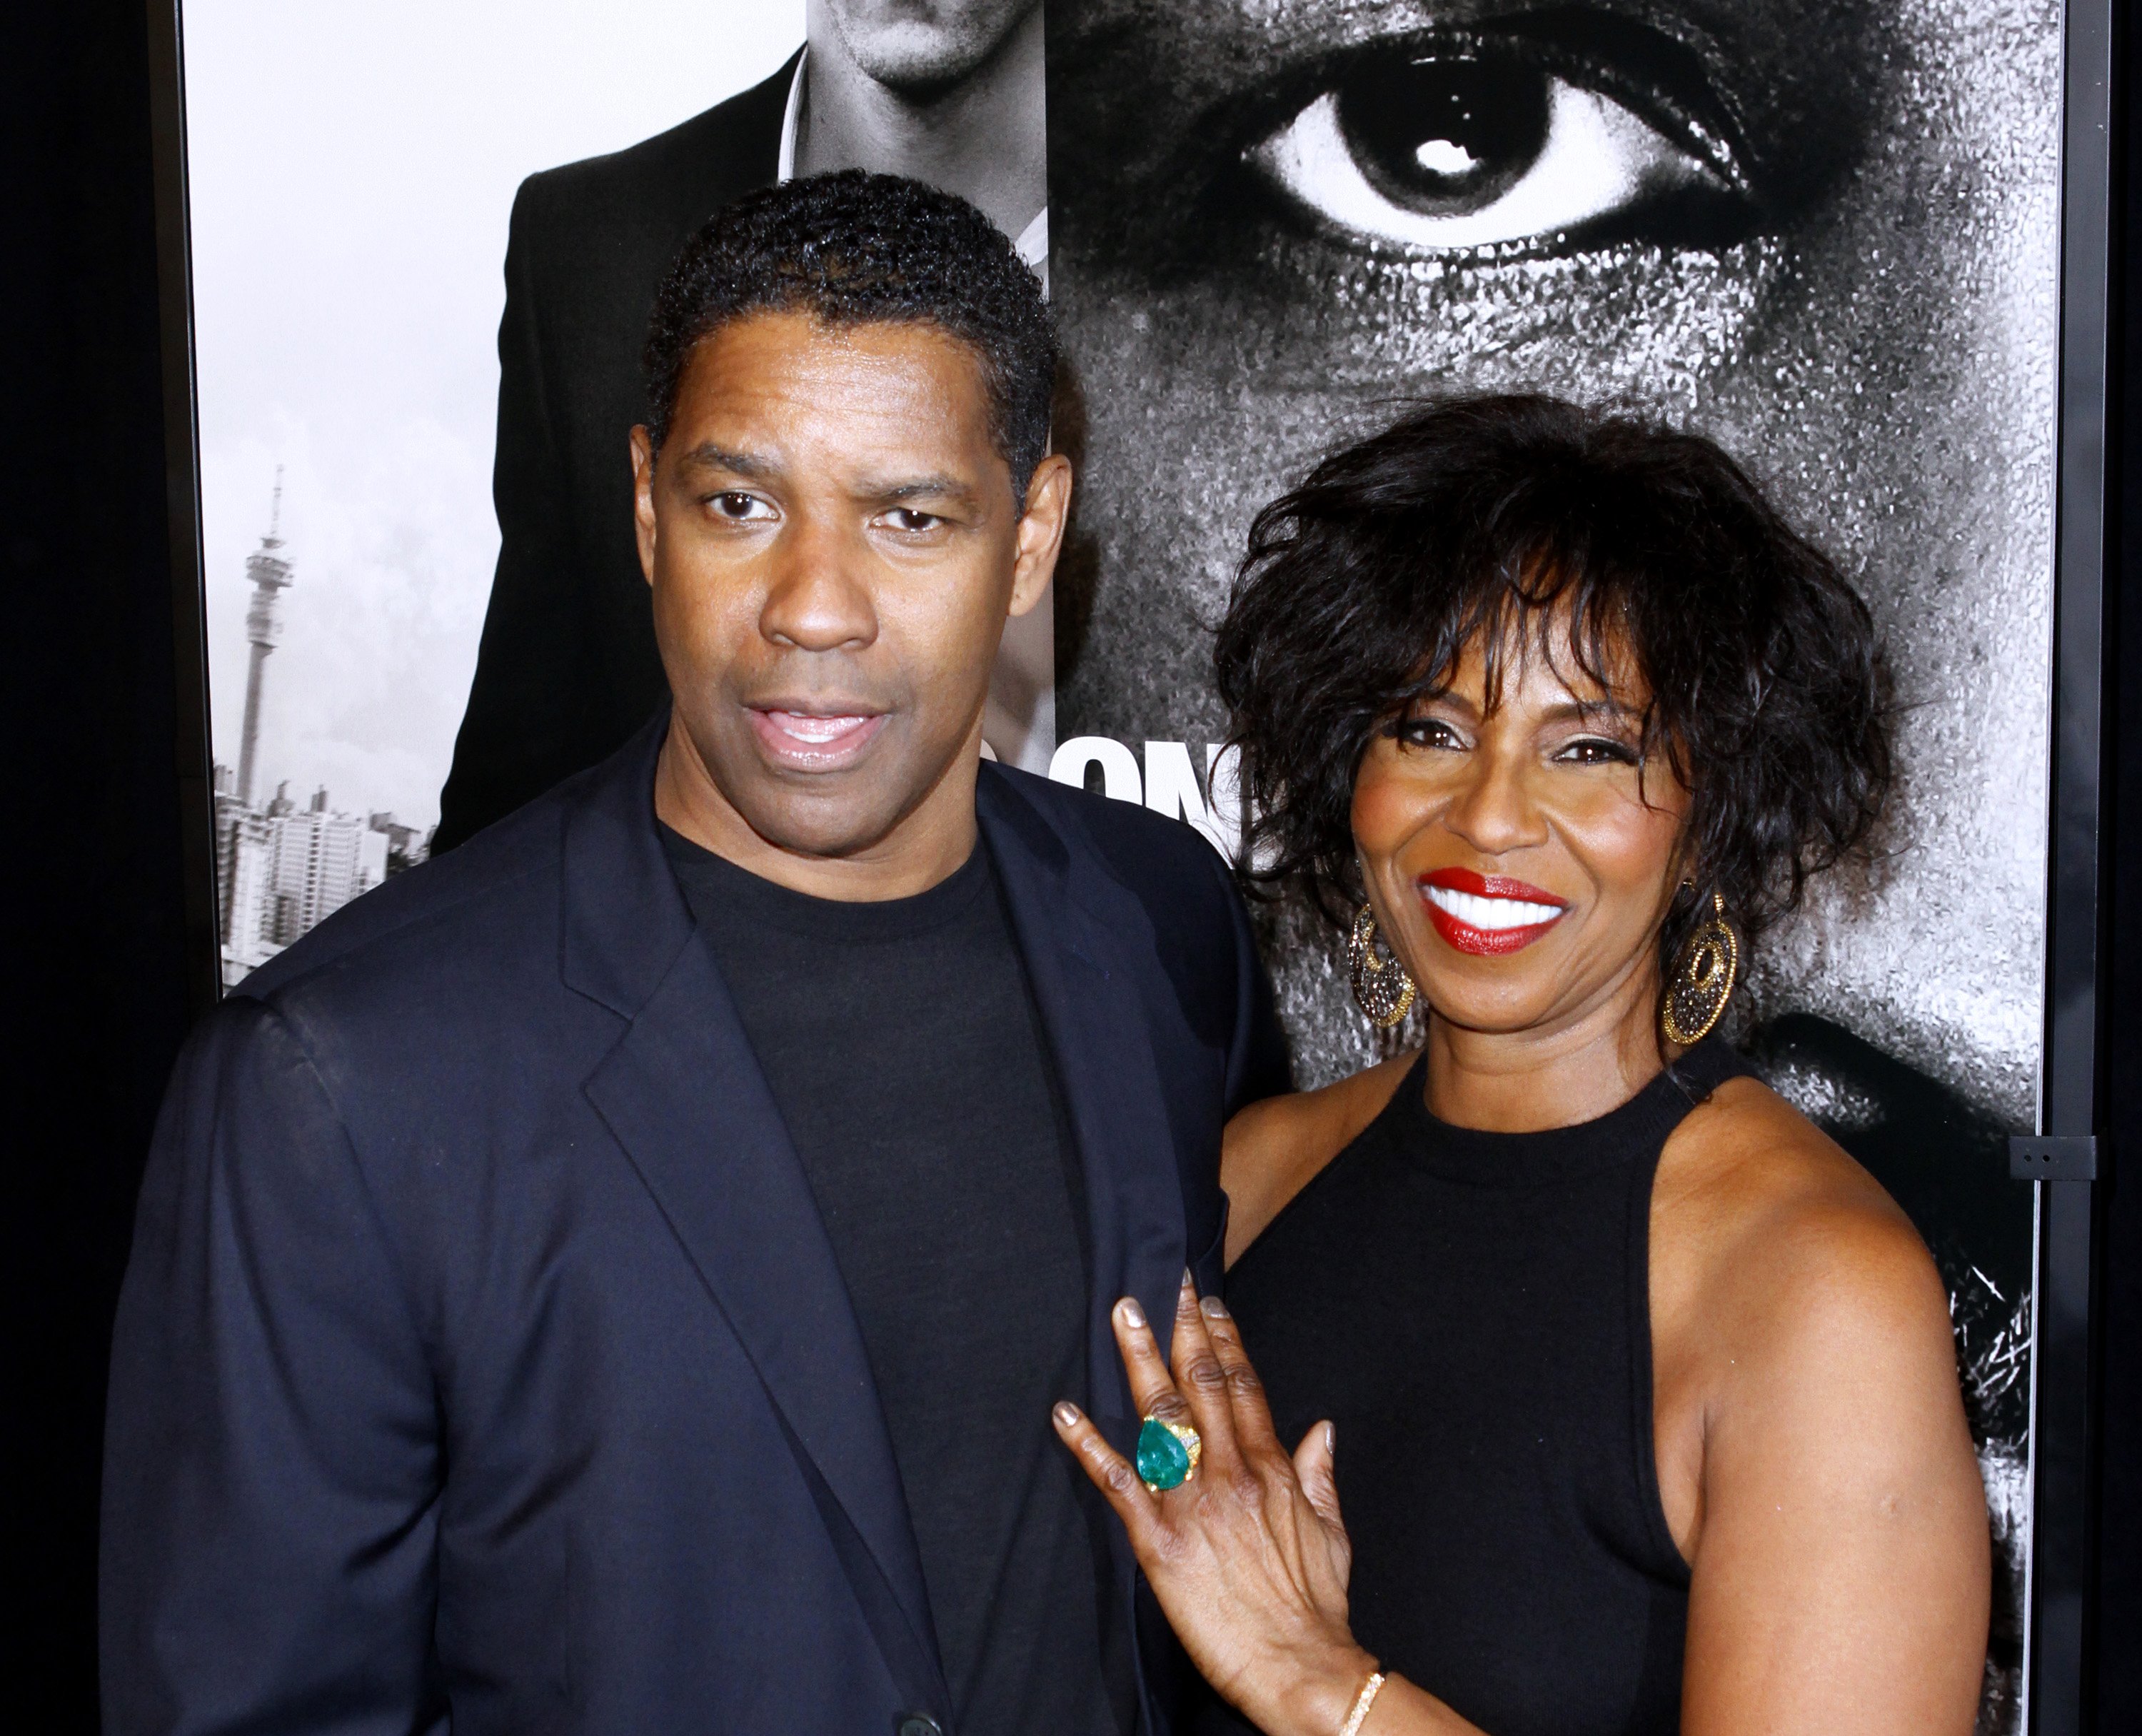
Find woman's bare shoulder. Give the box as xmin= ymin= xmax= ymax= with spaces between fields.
xmin=1660 ymin=1075 xmax=1917 ymax=1246
xmin=1654 ymin=1075 xmax=1958 ymax=1420
xmin=1220 ymin=1050 xmax=1419 ymax=1265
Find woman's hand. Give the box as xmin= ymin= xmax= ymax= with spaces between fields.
xmin=1052 ymin=1276 xmax=1380 ymax=1736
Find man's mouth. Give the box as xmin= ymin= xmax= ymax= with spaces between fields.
xmin=748 ymin=706 xmax=888 ymax=768
xmin=1417 ymin=867 xmax=1569 ymax=957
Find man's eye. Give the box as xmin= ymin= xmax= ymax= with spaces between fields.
xmin=1247 ymin=41 xmax=1737 ymax=256
xmin=710 ymin=492 xmax=774 ymax=521
xmin=882 ymin=509 xmax=942 ymax=532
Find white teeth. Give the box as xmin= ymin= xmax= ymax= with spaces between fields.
xmin=1424 ymin=885 xmax=1564 ymax=930
xmin=770 ymin=712 xmax=870 ymax=743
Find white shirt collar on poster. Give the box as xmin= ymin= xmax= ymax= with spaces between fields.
xmin=775 ymin=47 xmax=1050 ymax=287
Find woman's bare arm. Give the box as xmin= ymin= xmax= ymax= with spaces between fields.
xmin=1654 ymin=1086 xmax=1989 ymax=1734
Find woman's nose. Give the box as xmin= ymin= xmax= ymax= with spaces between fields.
xmin=1443 ymin=751 xmax=1547 ymax=856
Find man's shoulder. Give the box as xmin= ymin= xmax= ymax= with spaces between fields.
xmin=233 ymin=785 xmax=573 ymax=1019
xmin=514 ymin=55 xmax=795 ymax=241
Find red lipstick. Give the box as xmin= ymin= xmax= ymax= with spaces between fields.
xmin=1417 ymin=866 xmax=1569 ymax=957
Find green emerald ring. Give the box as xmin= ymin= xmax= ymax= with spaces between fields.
xmin=1136 ymin=1415 xmax=1202 ymax=1493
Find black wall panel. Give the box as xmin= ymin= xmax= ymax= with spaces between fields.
xmin=3 ymin=0 xmax=201 ymax=1725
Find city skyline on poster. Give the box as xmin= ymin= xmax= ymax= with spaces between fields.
xmin=183 ymin=0 xmax=807 ymax=976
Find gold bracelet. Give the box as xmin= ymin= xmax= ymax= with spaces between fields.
xmin=1337 ymin=1669 xmax=1386 ymax=1736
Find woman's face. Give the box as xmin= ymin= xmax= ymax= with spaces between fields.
xmin=1352 ymin=633 xmax=1689 ymax=1040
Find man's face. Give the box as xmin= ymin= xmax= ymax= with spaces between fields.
xmin=1046 ymin=0 xmax=2058 ymax=1115
xmin=820 ymin=0 xmax=1042 ymax=92
xmin=633 ymin=311 xmax=1058 ymax=866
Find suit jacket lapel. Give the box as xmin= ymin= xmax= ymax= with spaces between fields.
xmin=562 ymin=726 xmax=948 ymax=1719
xmin=977 ymin=772 xmax=1188 ymax=1434
xmin=981 ymin=771 xmax=1193 ymax=1736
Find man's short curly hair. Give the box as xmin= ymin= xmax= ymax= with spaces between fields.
xmin=642 ymin=170 xmax=1056 ymax=497
xmin=1212 ymin=393 xmax=1893 ymax=974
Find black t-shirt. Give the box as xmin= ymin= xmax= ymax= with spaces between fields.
xmin=663 ymin=826 xmax=1130 ymax=1736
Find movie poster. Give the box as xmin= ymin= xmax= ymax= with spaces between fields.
xmin=180 ymin=1 xmax=2053 ymax=1724
xmin=183 ymin=1 xmax=808 ymax=975
xmin=1042 ymin=0 xmax=2056 ymax=1723
xmin=183 ymin=0 xmax=1050 ymax=983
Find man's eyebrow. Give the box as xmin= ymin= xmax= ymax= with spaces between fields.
xmin=668 ymin=446 xmax=980 ymax=507
xmin=674 ymin=443 xmax=777 ymax=478
xmin=858 ymin=476 xmax=982 ymax=508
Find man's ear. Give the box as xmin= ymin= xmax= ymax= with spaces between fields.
xmin=1009 ymin=451 xmax=1073 ymax=618
xmin=630 ymin=426 xmax=658 ymax=586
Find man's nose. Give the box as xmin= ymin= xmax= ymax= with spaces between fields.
xmin=1443 ymin=751 xmax=1547 ymax=856
xmin=759 ymin=516 xmax=878 ymax=653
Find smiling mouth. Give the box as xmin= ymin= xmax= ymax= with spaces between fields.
xmin=1418 ymin=868 xmax=1568 ymax=956
xmin=748 ymin=707 xmax=888 ymax=768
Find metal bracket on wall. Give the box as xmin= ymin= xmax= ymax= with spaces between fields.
xmin=2008 ymin=1135 xmax=2099 ymax=1182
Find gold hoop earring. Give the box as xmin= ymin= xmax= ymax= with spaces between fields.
xmin=1349 ymin=903 xmax=1417 ymax=1029
xmin=1661 ymin=891 xmax=1739 ymax=1047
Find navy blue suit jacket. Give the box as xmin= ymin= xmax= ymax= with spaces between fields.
xmin=101 ymin=721 xmax=1289 ymax=1735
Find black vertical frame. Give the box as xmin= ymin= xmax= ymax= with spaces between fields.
xmin=145 ymin=0 xmax=220 ymax=1016
xmin=2032 ymin=0 xmax=2116 ymax=1727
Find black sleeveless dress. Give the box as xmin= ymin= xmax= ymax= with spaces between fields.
xmin=1215 ymin=1040 xmax=1754 ymax=1736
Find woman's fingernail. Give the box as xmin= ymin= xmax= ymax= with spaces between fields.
xmin=1055 ymin=1402 xmax=1082 ymax=1428
xmin=1200 ymin=1295 xmax=1230 ymax=1320
xmin=1118 ymin=1297 xmax=1147 ymax=1329
xmin=1327 ymin=1421 xmax=1337 ymax=1454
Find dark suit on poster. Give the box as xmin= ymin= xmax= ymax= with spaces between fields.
xmin=435 ymin=59 xmax=796 ymax=851
xmin=101 ymin=717 xmax=1287 ymax=1735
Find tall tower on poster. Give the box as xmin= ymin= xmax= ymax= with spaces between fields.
xmin=237 ymin=470 xmax=292 ymax=806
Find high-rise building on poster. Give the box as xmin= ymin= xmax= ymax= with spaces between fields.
xmin=235 ymin=475 xmax=291 ymax=806
xmin=212 ymin=491 xmax=425 ymax=988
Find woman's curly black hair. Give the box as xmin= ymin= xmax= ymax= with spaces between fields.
xmin=1212 ymin=393 xmax=1893 ymax=973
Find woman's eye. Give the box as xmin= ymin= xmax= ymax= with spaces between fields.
xmin=1246 ymin=41 xmax=1737 ymax=256
xmin=710 ymin=491 xmax=774 ymax=522
xmin=1556 ymin=736 xmax=1640 ymax=766
xmin=1396 ymin=717 xmax=1466 ymax=750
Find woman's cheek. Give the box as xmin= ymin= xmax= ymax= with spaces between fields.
xmin=1349 ymin=753 xmax=1435 ymax=866
xmin=1554 ymin=782 xmax=1684 ymax=896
